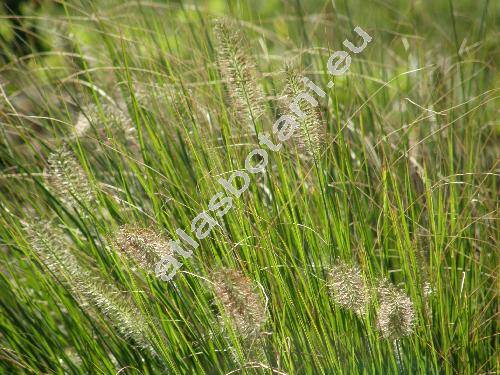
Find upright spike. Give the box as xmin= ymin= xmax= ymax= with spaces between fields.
xmin=214 ymin=19 xmax=265 ymax=128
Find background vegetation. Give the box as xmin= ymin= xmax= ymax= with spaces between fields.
xmin=0 ymin=0 xmax=498 ymax=373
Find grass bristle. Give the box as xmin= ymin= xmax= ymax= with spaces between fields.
xmin=113 ymin=225 xmax=173 ymax=273
xmin=44 ymin=147 xmax=94 ymax=209
xmin=327 ymin=260 xmax=370 ymax=316
xmin=376 ymin=280 xmax=416 ymax=340
xmin=214 ymin=18 xmax=265 ymax=128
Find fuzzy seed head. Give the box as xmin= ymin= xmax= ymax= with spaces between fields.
xmin=423 ymin=281 xmax=433 ymax=298
xmin=25 ymin=220 xmax=83 ymax=280
xmin=214 ymin=19 xmax=265 ymax=127
xmin=327 ymin=260 xmax=370 ymax=316
xmin=75 ymin=277 xmax=155 ymax=354
xmin=45 ymin=147 xmax=94 ymax=209
xmin=376 ymin=280 xmax=416 ymax=340
xmin=75 ymin=103 xmax=136 ymax=147
xmin=113 ymin=225 xmax=173 ymax=273
xmin=74 ymin=112 xmax=91 ymax=136
xmin=25 ymin=220 xmax=155 ymax=355
xmin=283 ymin=65 xmax=325 ymax=158
xmin=210 ymin=268 xmax=267 ymax=341
xmin=82 ymin=103 xmax=132 ymax=129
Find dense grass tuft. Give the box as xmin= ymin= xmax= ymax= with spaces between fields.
xmin=0 ymin=0 xmax=497 ymax=373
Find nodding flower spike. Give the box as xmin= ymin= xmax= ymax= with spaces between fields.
xmin=25 ymin=220 xmax=156 ymax=355
xmin=210 ymin=268 xmax=267 ymax=341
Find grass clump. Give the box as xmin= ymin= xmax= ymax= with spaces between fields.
xmin=0 ymin=0 xmax=497 ymax=373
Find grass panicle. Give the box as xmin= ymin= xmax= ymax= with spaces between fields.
xmin=24 ymin=219 xmax=82 ymax=281
xmin=326 ymin=260 xmax=370 ymax=317
xmin=76 ymin=103 xmax=135 ymax=142
xmin=283 ymin=64 xmax=325 ymax=158
xmin=45 ymin=147 xmax=94 ymax=209
xmin=113 ymin=225 xmax=173 ymax=274
xmin=74 ymin=277 xmax=156 ymax=356
xmin=214 ymin=18 xmax=265 ymax=128
xmin=25 ymin=220 xmax=155 ymax=355
xmin=376 ymin=280 xmax=416 ymax=340
xmin=210 ymin=268 xmax=267 ymax=345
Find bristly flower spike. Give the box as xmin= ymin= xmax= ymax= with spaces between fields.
xmin=376 ymin=279 xmax=416 ymax=340
xmin=45 ymin=146 xmax=94 ymax=209
xmin=214 ymin=18 xmax=265 ymax=129
xmin=326 ymin=260 xmax=370 ymax=316
xmin=210 ymin=267 xmax=267 ymax=361
xmin=113 ymin=225 xmax=174 ymax=274
xmin=25 ymin=220 xmax=156 ymax=355
xmin=283 ymin=64 xmax=325 ymax=158
xmin=210 ymin=268 xmax=267 ymax=339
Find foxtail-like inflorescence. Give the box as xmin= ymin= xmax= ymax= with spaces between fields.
xmin=78 ymin=103 xmax=132 ymax=132
xmin=214 ymin=19 xmax=265 ymax=128
xmin=113 ymin=225 xmax=174 ymax=274
xmin=74 ymin=276 xmax=156 ymax=355
xmin=283 ymin=64 xmax=325 ymax=158
xmin=24 ymin=220 xmax=82 ymax=281
xmin=326 ymin=260 xmax=370 ymax=316
xmin=376 ymin=280 xmax=416 ymax=340
xmin=25 ymin=220 xmax=156 ymax=355
xmin=210 ymin=267 xmax=267 ymax=360
xmin=45 ymin=146 xmax=94 ymax=210
xmin=75 ymin=103 xmax=135 ymax=143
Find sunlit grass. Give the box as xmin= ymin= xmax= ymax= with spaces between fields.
xmin=0 ymin=0 xmax=497 ymax=373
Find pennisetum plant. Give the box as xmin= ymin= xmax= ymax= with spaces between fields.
xmin=209 ymin=267 xmax=267 ymax=363
xmin=24 ymin=219 xmax=157 ymax=356
xmin=282 ymin=63 xmax=325 ymax=159
xmin=213 ymin=18 xmax=265 ymax=132
xmin=112 ymin=225 xmax=174 ymax=275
